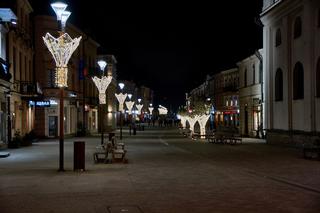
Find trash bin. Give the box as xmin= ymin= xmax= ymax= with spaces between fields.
xmin=74 ymin=141 xmax=85 ymax=171
xmin=109 ymin=132 xmax=115 ymax=141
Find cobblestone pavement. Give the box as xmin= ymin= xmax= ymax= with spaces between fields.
xmin=0 ymin=127 xmax=319 ymax=213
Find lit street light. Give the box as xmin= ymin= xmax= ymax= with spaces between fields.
xmin=92 ymin=60 xmax=112 ymax=145
xmin=42 ymin=1 xmax=81 ymax=171
xmin=115 ymin=83 xmax=127 ymax=140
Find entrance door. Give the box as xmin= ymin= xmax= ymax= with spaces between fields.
xmin=49 ymin=116 xmax=58 ymax=137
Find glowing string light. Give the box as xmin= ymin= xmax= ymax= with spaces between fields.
xmin=136 ymin=104 xmax=143 ymax=115
xmin=125 ymin=101 xmax=135 ymax=115
xmin=42 ymin=33 xmax=82 ymax=87
xmin=92 ymin=76 xmax=112 ymax=104
xmin=115 ymin=93 xmax=127 ymax=112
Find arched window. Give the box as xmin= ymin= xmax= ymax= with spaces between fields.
xmin=244 ymin=69 xmax=247 ymax=87
xmin=294 ymin=16 xmax=302 ymax=39
xmin=293 ymin=62 xmax=304 ymax=100
xmin=275 ymin=28 xmax=281 ymax=46
xmin=317 ymin=58 xmax=320 ymax=97
xmin=275 ymin=68 xmax=283 ymax=101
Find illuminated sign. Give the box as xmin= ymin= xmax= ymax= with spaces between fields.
xmin=29 ymin=101 xmax=50 ymax=107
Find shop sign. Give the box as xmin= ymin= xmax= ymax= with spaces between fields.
xmin=29 ymin=100 xmax=50 ymax=107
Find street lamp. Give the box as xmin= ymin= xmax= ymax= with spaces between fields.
xmin=92 ymin=60 xmax=112 ymax=145
xmin=43 ymin=1 xmax=82 ymax=171
xmin=115 ymin=83 xmax=127 ymax=140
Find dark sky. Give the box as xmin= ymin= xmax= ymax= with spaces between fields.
xmin=29 ymin=0 xmax=263 ymax=110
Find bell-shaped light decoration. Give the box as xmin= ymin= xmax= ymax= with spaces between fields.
xmin=51 ymin=2 xmax=68 ymax=21
xmin=128 ymin=94 xmax=132 ymax=100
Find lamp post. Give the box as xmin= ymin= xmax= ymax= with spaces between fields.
xmin=115 ymin=83 xmax=127 ymax=140
xmin=125 ymin=94 xmax=135 ymax=135
xmin=43 ymin=2 xmax=81 ymax=171
xmin=92 ymin=60 xmax=112 ymax=145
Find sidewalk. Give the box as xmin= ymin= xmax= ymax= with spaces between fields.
xmin=0 ymin=127 xmax=319 ymax=213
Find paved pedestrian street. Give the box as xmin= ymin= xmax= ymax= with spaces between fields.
xmin=0 ymin=127 xmax=319 ymax=213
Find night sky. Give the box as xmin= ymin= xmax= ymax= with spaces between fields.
xmin=29 ymin=0 xmax=263 ymax=110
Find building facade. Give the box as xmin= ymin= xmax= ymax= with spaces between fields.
xmin=214 ymin=68 xmax=240 ymax=130
xmin=34 ymin=15 xmax=100 ymax=138
xmin=261 ymin=0 xmax=320 ymax=144
xmin=238 ymin=50 xmax=264 ymax=137
xmin=4 ymin=0 xmax=36 ymax=141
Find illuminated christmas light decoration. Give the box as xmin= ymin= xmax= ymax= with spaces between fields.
xmin=115 ymin=93 xmax=127 ymax=112
xmin=187 ymin=116 xmax=198 ymax=133
xmin=51 ymin=2 xmax=68 ymax=21
xmin=136 ymin=104 xmax=143 ymax=115
xmin=60 ymin=11 xmax=71 ymax=30
xmin=125 ymin=101 xmax=135 ymax=115
xmin=128 ymin=94 xmax=132 ymax=100
xmin=148 ymin=107 xmax=154 ymax=114
xmin=158 ymin=105 xmax=168 ymax=115
xmin=42 ymin=33 xmax=82 ymax=87
xmin=179 ymin=115 xmax=187 ymax=129
xmin=198 ymin=114 xmax=210 ymax=138
xmin=92 ymin=76 xmax=112 ymax=104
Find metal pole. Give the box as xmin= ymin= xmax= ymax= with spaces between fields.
xmin=101 ymin=104 xmax=104 ymax=145
xmin=59 ymin=87 xmax=64 ymax=171
xmin=120 ymin=111 xmax=122 ymax=140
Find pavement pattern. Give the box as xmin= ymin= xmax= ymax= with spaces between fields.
xmin=0 ymin=127 xmax=319 ymax=213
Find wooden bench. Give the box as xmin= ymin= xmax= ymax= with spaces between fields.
xmin=93 ymin=143 xmax=112 ymax=164
xmin=110 ymin=137 xmax=128 ymax=163
xmin=207 ymin=131 xmax=242 ymax=145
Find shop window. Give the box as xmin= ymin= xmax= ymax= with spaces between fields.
xmin=293 ymin=62 xmax=304 ymax=100
xmin=275 ymin=68 xmax=283 ymax=101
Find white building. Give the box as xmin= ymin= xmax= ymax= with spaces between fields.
xmin=261 ymin=0 xmax=320 ymax=144
xmin=237 ymin=50 xmax=263 ymax=137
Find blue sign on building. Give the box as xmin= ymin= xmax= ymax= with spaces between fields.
xmin=29 ymin=101 xmax=51 ymax=107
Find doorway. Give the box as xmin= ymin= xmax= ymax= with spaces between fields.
xmin=49 ymin=116 xmax=58 ymax=137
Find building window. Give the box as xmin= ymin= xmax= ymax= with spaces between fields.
xmin=275 ymin=28 xmax=281 ymax=46
xmin=294 ymin=16 xmax=302 ymax=39
xmin=252 ymin=64 xmax=256 ymax=85
xmin=275 ymin=68 xmax=283 ymax=101
xmin=293 ymin=62 xmax=304 ymax=100
xmin=316 ymin=58 xmax=320 ymax=97
xmin=244 ymin=69 xmax=247 ymax=87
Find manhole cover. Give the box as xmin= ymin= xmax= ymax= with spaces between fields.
xmin=107 ymin=206 xmax=143 ymax=213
